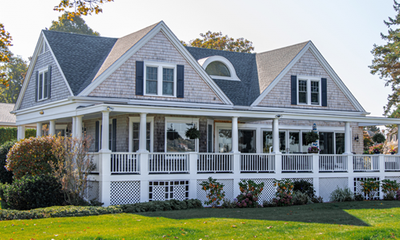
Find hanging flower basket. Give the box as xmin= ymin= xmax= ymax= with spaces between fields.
xmin=304 ymin=131 xmax=319 ymax=145
xmin=185 ymin=126 xmax=200 ymax=139
xmin=308 ymin=146 xmax=319 ymax=154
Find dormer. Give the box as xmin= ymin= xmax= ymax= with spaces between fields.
xmin=198 ymin=56 xmax=240 ymax=81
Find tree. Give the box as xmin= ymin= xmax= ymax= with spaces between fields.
xmin=0 ymin=23 xmax=13 ymax=86
xmin=50 ymin=12 xmax=100 ymax=36
xmin=370 ymin=1 xmax=400 ymax=115
xmin=0 ymin=54 xmax=28 ymax=103
xmin=183 ymin=31 xmax=254 ymax=53
xmin=372 ymin=132 xmax=386 ymax=143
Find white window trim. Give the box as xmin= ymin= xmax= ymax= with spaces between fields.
xmin=297 ymin=76 xmax=321 ymax=106
xmin=165 ymin=117 xmax=199 ymax=152
xmin=39 ymin=41 xmax=47 ymax=55
xmin=143 ymin=61 xmax=177 ymax=97
xmin=37 ymin=67 xmax=49 ymax=102
xmin=128 ymin=116 xmax=154 ymax=152
xmin=198 ymin=55 xmax=240 ymax=81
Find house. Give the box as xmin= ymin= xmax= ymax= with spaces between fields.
xmin=12 ymin=21 xmax=400 ymax=206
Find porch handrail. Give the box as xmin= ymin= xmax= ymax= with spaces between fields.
xmin=353 ymin=155 xmax=379 ymax=172
xmin=240 ymin=153 xmax=275 ymax=173
xmin=197 ymin=153 xmax=233 ymax=173
xmin=384 ymin=155 xmax=400 ymax=171
xmin=319 ymin=154 xmax=348 ymax=172
xmin=282 ymin=154 xmax=313 ymax=172
xmin=149 ymin=152 xmax=189 ymax=173
xmin=111 ymin=152 xmax=139 ymax=174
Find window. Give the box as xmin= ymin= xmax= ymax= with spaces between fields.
xmin=129 ymin=117 xmax=153 ymax=152
xmin=144 ymin=62 xmax=176 ymax=96
xmin=37 ymin=68 xmax=49 ymax=101
xmin=297 ymin=77 xmax=321 ymax=105
xmin=165 ymin=117 xmax=198 ymax=152
xmin=263 ymin=131 xmax=285 ymax=153
xmin=205 ymin=61 xmax=231 ymax=77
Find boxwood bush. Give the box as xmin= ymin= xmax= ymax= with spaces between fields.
xmin=0 ymin=140 xmax=15 ymax=184
xmin=2 ymin=174 xmax=64 ymax=210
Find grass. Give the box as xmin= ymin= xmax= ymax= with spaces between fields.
xmin=0 ymin=201 xmax=399 ymax=239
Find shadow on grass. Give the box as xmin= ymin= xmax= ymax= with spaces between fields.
xmin=138 ymin=201 xmax=400 ymax=226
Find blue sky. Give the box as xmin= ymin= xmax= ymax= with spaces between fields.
xmin=1 ymin=0 xmax=395 ymax=117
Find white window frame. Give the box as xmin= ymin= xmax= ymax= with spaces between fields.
xmin=165 ymin=117 xmax=199 ymax=152
xmin=128 ymin=116 xmax=154 ymax=152
xmin=198 ymin=55 xmax=240 ymax=81
xmin=143 ymin=61 xmax=177 ymax=97
xmin=297 ymin=76 xmax=321 ymax=106
xmin=37 ymin=67 xmax=49 ymax=101
xmin=39 ymin=41 xmax=47 ymax=55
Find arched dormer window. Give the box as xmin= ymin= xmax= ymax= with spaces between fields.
xmin=198 ymin=56 xmax=240 ymax=81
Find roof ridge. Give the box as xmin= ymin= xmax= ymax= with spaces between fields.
xmin=256 ymin=41 xmax=310 ymax=55
xmin=42 ymin=29 xmax=117 ymax=40
xmin=184 ymin=46 xmax=255 ymax=55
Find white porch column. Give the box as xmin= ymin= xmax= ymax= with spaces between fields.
xmin=71 ymin=117 xmax=76 ymax=138
xmin=101 ymin=111 xmax=110 ymax=151
xmin=344 ymin=122 xmax=352 ymax=154
xmin=49 ymin=120 xmax=56 ymax=136
xmin=17 ymin=125 xmax=25 ymax=140
xmin=138 ymin=113 xmax=148 ymax=153
xmin=397 ymin=125 xmax=400 ymax=155
xmin=36 ymin=123 xmax=42 ymax=137
xmin=272 ymin=118 xmax=280 ymax=153
xmin=231 ymin=117 xmax=239 ymax=153
xmin=76 ymin=115 xmax=83 ymax=139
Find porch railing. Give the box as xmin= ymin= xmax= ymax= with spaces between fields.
xmin=197 ymin=153 xmax=233 ymax=173
xmin=353 ymin=155 xmax=379 ymax=172
xmin=149 ymin=153 xmax=189 ymax=174
xmin=282 ymin=154 xmax=313 ymax=172
xmin=319 ymin=154 xmax=348 ymax=172
xmin=384 ymin=155 xmax=400 ymax=171
xmin=111 ymin=153 xmax=139 ymax=174
xmin=241 ymin=153 xmax=275 ymax=173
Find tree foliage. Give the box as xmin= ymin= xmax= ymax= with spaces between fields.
xmin=0 ymin=54 xmax=28 ymax=103
xmin=50 ymin=12 xmax=100 ymax=36
xmin=370 ymin=1 xmax=400 ymax=115
xmin=54 ymin=0 xmax=114 ymax=19
xmin=372 ymin=132 xmax=386 ymax=143
xmin=184 ymin=31 xmax=254 ymax=53
xmin=0 ymin=23 xmax=13 ymax=86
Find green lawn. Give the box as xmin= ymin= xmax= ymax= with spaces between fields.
xmin=1 ymin=201 xmax=399 ymax=239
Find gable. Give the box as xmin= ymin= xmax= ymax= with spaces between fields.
xmin=88 ymin=31 xmax=224 ymax=104
xmin=19 ymin=46 xmax=71 ymax=110
xmin=255 ymin=49 xmax=359 ymax=112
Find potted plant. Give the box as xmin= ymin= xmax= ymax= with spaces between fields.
xmin=308 ymin=146 xmax=319 ymax=154
xmin=304 ymin=131 xmax=319 ymax=145
xmin=185 ymin=126 xmax=200 ymax=139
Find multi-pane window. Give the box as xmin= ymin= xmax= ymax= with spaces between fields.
xmin=146 ymin=66 xmax=158 ymax=94
xmin=144 ymin=63 xmax=176 ymax=96
xmin=311 ymin=81 xmax=319 ymax=105
xmin=163 ymin=68 xmax=174 ymax=95
xmin=38 ymin=70 xmax=49 ymax=101
xmin=132 ymin=122 xmax=151 ymax=152
xmin=298 ymin=78 xmax=320 ymax=105
xmin=298 ymin=80 xmax=307 ymax=104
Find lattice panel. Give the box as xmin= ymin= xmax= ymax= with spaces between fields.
xmin=149 ymin=180 xmax=189 ymax=201
xmin=85 ymin=181 xmax=99 ymax=201
xmin=197 ymin=179 xmax=234 ymax=206
xmin=385 ymin=176 xmax=400 ymax=183
xmin=284 ymin=178 xmax=313 ymax=184
xmin=110 ymin=181 xmax=140 ymax=205
xmin=319 ymin=177 xmax=348 ymax=202
xmin=354 ymin=177 xmax=380 ymax=200
xmin=240 ymin=178 xmax=275 ymax=204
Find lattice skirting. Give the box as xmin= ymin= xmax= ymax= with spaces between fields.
xmin=85 ymin=181 xmax=99 ymax=201
xmin=319 ymin=177 xmax=348 ymax=202
xmin=149 ymin=180 xmax=189 ymax=201
xmin=385 ymin=176 xmax=400 ymax=183
xmin=354 ymin=177 xmax=380 ymax=200
xmin=110 ymin=181 xmax=140 ymax=205
xmin=240 ymin=178 xmax=275 ymax=204
xmin=197 ymin=179 xmax=234 ymax=206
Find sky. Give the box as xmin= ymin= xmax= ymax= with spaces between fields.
xmin=0 ymin=0 xmax=396 ymax=117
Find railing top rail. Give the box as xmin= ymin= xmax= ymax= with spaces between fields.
xmin=239 ymin=153 xmax=275 ymax=155
xmin=198 ymin=152 xmax=234 ymax=155
xmin=282 ymin=154 xmax=313 ymax=156
xmin=149 ymin=152 xmax=191 ymax=155
xmin=353 ymin=154 xmax=378 ymax=157
xmin=111 ymin=152 xmax=138 ymax=155
xmin=318 ymin=154 xmax=347 ymax=157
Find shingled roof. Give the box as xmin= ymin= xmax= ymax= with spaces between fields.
xmin=0 ymin=103 xmax=15 ymax=126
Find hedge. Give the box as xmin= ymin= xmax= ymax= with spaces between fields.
xmin=0 ymin=140 xmax=15 ymax=184
xmin=0 ymin=199 xmax=203 ymax=220
xmin=0 ymin=127 xmax=36 ymax=146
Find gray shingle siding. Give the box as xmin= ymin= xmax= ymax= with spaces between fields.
xmin=19 ymin=47 xmax=71 ymax=110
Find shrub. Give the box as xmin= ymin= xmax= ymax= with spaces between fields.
xmin=120 ymin=199 xmax=203 ymax=213
xmin=6 ymin=136 xmax=57 ymax=179
xmin=292 ymin=191 xmax=313 ymax=205
xmin=372 ymin=132 xmax=386 ymax=143
xmin=293 ymin=180 xmax=315 ymax=198
xmin=330 ymin=187 xmax=354 ymax=202
xmin=354 ymin=193 xmax=364 ymax=201
xmin=200 ymin=177 xmax=225 ymax=207
xmin=381 ymin=179 xmax=400 ymax=200
xmin=0 ymin=183 xmax=8 ymax=209
xmin=0 ymin=140 xmax=15 ymax=184
xmin=397 ymin=189 xmax=400 ymax=200
xmin=360 ymin=178 xmax=380 ymax=200
xmin=235 ymin=179 xmax=264 ymax=208
xmin=0 ymin=128 xmax=36 ymax=146
xmin=272 ymin=179 xmax=294 ymax=206
xmin=221 ymin=199 xmax=236 ymax=208
xmin=3 ymin=174 xmax=64 ymax=210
